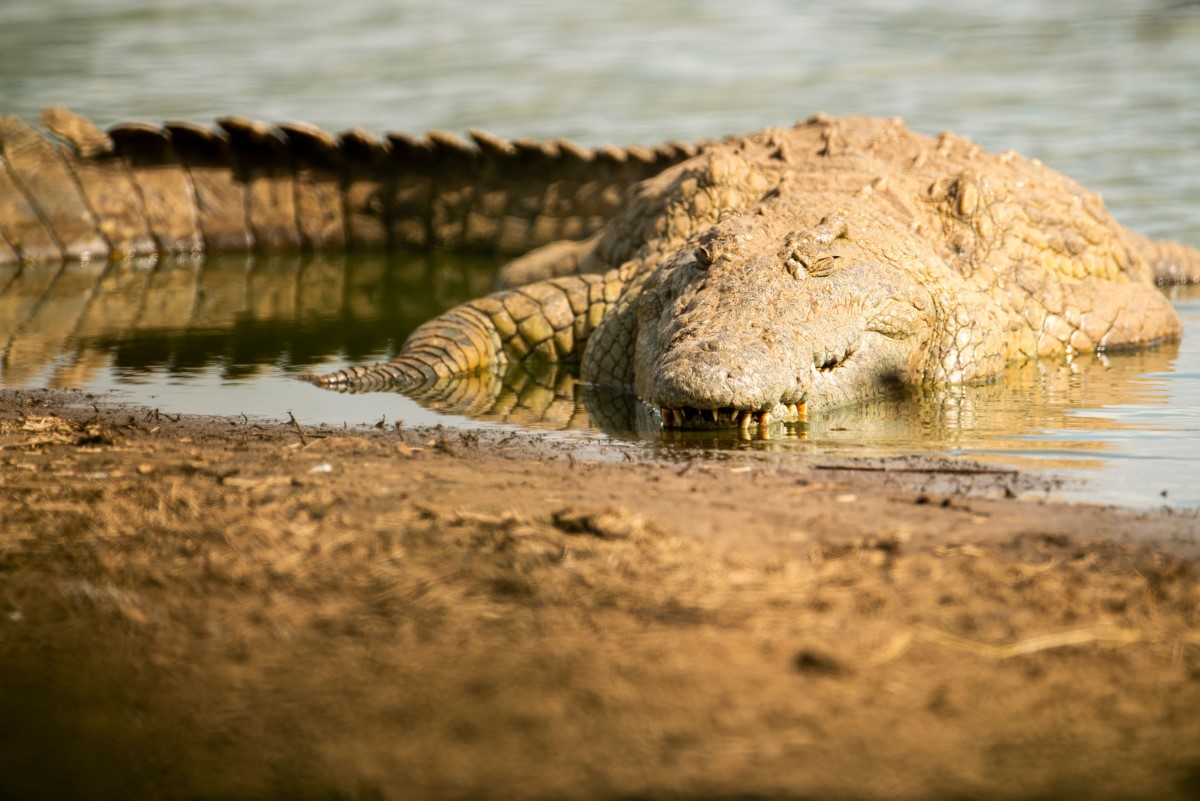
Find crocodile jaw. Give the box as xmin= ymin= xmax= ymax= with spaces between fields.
xmin=635 ymin=254 xmax=935 ymax=430
xmin=655 ymin=403 xmax=807 ymax=434
xmin=646 ymin=328 xmax=923 ymax=429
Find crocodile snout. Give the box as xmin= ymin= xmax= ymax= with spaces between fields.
xmin=634 ymin=248 xmax=936 ymax=431
xmin=642 ymin=336 xmax=809 ymax=430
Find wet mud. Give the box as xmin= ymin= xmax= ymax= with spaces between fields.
xmin=1 ymin=388 xmax=1199 ymax=801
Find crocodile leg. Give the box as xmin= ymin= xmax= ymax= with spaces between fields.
xmin=310 ymin=271 xmax=623 ymax=390
xmin=1131 ymin=233 xmax=1200 ymax=285
xmin=493 ymin=233 xmax=603 ymax=289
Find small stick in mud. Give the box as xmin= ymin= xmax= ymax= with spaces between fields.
xmin=287 ymin=410 xmax=308 ymax=445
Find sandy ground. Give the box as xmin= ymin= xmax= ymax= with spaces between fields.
xmin=1 ymin=387 xmax=1199 ymax=801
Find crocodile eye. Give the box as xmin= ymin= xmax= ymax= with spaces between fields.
xmin=786 ymin=251 xmax=841 ymax=279
xmin=781 ymin=222 xmax=845 ymax=280
xmin=694 ymin=245 xmax=713 ymax=270
xmin=804 ymin=254 xmax=841 ymax=278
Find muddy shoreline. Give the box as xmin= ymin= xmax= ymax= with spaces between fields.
xmin=2 ymin=388 xmax=1198 ymax=800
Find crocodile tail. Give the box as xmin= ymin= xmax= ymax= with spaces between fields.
xmin=0 ymin=107 xmax=695 ymax=265
xmin=0 ymin=113 xmax=113 ymax=263
xmin=401 ymin=130 xmax=699 ymax=255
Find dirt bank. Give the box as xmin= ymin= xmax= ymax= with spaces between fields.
xmin=1 ymin=388 xmax=1198 ymax=801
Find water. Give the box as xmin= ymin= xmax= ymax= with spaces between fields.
xmin=1 ymin=0 xmax=1199 ymax=508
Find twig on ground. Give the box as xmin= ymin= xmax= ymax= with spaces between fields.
xmin=287 ymin=411 xmax=308 ymax=446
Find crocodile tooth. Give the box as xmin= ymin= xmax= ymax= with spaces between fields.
xmin=738 ymin=411 xmax=753 ymax=431
xmin=759 ymin=411 xmax=770 ymax=428
xmin=710 ymin=409 xmax=719 ymax=422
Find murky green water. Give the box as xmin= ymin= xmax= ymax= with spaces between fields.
xmin=1 ymin=0 xmax=1199 ymax=508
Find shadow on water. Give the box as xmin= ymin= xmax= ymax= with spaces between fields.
xmin=1 ymin=252 xmax=1198 ymax=506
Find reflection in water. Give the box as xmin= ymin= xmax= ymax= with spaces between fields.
xmin=649 ymin=290 xmax=1200 ymax=508
xmin=0 ymin=250 xmax=499 ymax=389
xmin=652 ymin=342 xmax=1181 ymax=458
xmin=1 ymin=0 xmax=1199 ymax=508
xmin=2 ymin=252 xmax=1198 ymax=506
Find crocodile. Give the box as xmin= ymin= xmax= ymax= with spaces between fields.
xmin=2 ymin=108 xmax=1198 ymax=432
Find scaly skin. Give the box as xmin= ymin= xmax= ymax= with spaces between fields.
xmin=0 ymin=107 xmax=694 ymax=264
xmin=319 ymin=115 xmax=1200 ymax=430
xmin=2 ymin=110 xmax=1199 ymax=430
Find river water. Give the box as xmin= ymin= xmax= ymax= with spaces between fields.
xmin=1 ymin=0 xmax=1199 ymax=508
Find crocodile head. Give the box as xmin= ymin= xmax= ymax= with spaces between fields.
xmin=633 ymin=212 xmax=936 ymax=431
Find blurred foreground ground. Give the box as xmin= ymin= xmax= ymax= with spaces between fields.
xmin=1 ymin=388 xmax=1198 ymax=801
